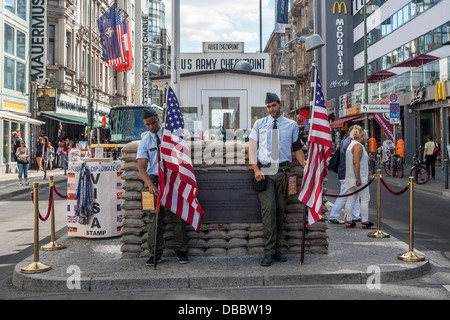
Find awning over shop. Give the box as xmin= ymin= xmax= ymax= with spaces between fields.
xmin=330 ymin=114 xmax=362 ymax=129
xmin=392 ymin=53 xmax=439 ymax=68
xmin=41 ymin=112 xmax=87 ymax=126
xmin=357 ymin=70 xmax=396 ymax=84
xmin=0 ymin=110 xmax=45 ymax=125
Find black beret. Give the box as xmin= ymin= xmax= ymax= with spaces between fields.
xmin=142 ymin=108 xmax=158 ymax=119
xmin=265 ymin=92 xmax=280 ymax=104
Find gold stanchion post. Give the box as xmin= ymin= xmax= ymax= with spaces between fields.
xmin=368 ymin=169 xmax=390 ymax=238
xmin=397 ymin=177 xmax=425 ymax=262
xmin=21 ymin=183 xmax=52 ymax=274
xmin=41 ymin=176 xmax=67 ymax=251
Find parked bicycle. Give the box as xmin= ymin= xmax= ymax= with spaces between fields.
xmin=384 ymin=153 xmax=404 ymax=178
xmin=368 ymin=152 xmax=377 ymax=174
xmin=410 ymin=146 xmax=429 ymax=184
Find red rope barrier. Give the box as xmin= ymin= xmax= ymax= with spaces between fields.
xmin=380 ymin=177 xmax=410 ymax=195
xmin=324 ymin=177 xmax=375 ymax=198
xmin=31 ymin=186 xmax=54 ymax=221
xmin=53 ymin=185 xmax=68 ymax=199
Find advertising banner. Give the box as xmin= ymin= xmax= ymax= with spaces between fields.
xmin=67 ymin=161 xmax=123 ymax=238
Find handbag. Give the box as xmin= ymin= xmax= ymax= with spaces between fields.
xmin=328 ymin=147 xmax=340 ymax=173
xmin=252 ymin=177 xmax=267 ymax=192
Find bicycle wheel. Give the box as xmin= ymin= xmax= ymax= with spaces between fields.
xmin=410 ymin=166 xmax=429 ymax=184
xmin=384 ymin=160 xmax=391 ymax=176
xmin=397 ymin=161 xmax=404 ymax=178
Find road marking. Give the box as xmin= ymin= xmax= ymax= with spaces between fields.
xmin=443 ymin=285 xmax=450 ymax=292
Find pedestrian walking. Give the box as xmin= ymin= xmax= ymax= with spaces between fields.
xmin=34 ymin=137 xmax=45 ymax=172
xmin=15 ymin=141 xmax=30 ymax=186
xmin=45 ymin=141 xmax=55 ymax=171
xmin=344 ymin=126 xmax=375 ymax=229
xmin=328 ymin=128 xmax=361 ymax=224
xmin=248 ymin=92 xmax=306 ymax=267
xmin=423 ymin=135 xmax=436 ymax=179
xmin=136 ymin=108 xmax=189 ymax=265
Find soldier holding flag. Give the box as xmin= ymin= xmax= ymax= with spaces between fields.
xmin=136 ymin=108 xmax=189 ymax=266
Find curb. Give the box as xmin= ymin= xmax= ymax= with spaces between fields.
xmin=11 ymin=233 xmax=431 ymax=293
xmin=0 ymin=175 xmax=66 ymax=201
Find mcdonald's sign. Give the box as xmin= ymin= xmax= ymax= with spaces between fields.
xmin=435 ymin=81 xmax=447 ymax=101
xmin=333 ymin=1 xmax=348 ymax=14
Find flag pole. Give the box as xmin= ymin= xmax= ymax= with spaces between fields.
xmin=301 ymin=62 xmax=318 ymax=265
xmin=153 ymin=84 xmax=170 ymax=270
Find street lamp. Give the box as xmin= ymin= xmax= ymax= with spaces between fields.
xmin=277 ymin=34 xmax=325 ymax=74
xmin=234 ymin=60 xmax=253 ymax=72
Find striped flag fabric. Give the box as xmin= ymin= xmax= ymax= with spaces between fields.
xmin=157 ymin=86 xmax=205 ymax=233
xmin=298 ymin=66 xmax=333 ymax=226
xmin=114 ymin=18 xmax=133 ymax=72
xmin=97 ymin=4 xmax=122 ymax=65
xmin=110 ymin=11 xmax=125 ymax=66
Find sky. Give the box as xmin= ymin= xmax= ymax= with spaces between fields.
xmin=161 ymin=0 xmax=277 ymax=53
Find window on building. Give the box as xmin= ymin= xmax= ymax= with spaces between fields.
xmin=48 ymin=25 xmax=55 ymax=65
xmin=3 ymin=23 xmax=26 ymax=92
xmin=4 ymin=0 xmax=26 ymax=21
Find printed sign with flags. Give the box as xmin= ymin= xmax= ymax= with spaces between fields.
xmin=298 ymin=66 xmax=333 ymax=226
xmin=157 ymin=86 xmax=205 ymax=233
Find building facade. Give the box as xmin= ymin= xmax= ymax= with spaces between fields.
xmin=331 ymin=0 xmax=450 ymax=165
xmin=0 ymin=0 xmax=44 ymax=173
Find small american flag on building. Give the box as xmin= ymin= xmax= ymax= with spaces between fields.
xmin=157 ymin=85 xmax=205 ymax=233
xmin=298 ymin=66 xmax=333 ymax=226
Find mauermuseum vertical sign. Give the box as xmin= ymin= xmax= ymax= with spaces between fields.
xmin=324 ymin=1 xmax=354 ymax=103
xmin=30 ymin=0 xmax=47 ymax=83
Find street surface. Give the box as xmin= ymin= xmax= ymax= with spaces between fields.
xmin=0 ymin=174 xmax=449 ymax=300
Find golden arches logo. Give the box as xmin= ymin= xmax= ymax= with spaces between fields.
xmin=435 ymin=81 xmax=447 ymax=101
xmin=333 ymin=1 xmax=348 ymax=14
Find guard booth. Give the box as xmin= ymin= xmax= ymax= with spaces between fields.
xmin=151 ymin=69 xmax=296 ymax=223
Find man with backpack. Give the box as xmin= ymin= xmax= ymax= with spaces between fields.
xmin=423 ymin=134 xmax=438 ymax=180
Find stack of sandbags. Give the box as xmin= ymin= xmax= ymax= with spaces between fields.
xmin=188 ymin=140 xmax=249 ymax=169
xmin=118 ymin=140 xmax=329 ymax=258
xmin=119 ymin=141 xmax=147 ymax=259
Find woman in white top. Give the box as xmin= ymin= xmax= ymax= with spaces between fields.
xmin=344 ymin=126 xmax=375 ymax=229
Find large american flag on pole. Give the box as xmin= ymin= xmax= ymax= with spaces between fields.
xmin=157 ymin=86 xmax=205 ymax=233
xmin=298 ymin=66 xmax=333 ymax=226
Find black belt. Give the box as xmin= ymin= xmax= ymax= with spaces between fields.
xmin=258 ymin=161 xmax=290 ymax=168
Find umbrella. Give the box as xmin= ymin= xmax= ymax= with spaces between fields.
xmin=357 ymin=70 xmax=396 ymax=84
xmin=392 ymin=53 xmax=439 ymax=68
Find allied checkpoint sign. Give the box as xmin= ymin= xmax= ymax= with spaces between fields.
xmin=67 ymin=161 xmax=124 ymax=238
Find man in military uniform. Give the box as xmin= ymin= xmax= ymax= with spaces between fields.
xmin=249 ymin=93 xmax=306 ymax=267
xmin=136 ymin=108 xmax=189 ymax=265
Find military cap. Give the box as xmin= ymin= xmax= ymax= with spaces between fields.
xmin=142 ymin=108 xmax=158 ymax=119
xmin=265 ymin=92 xmax=280 ymax=104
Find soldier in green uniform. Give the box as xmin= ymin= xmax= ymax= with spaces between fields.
xmin=249 ymin=93 xmax=306 ymax=267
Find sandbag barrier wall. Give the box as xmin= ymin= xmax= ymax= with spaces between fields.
xmin=119 ymin=140 xmax=329 ymax=259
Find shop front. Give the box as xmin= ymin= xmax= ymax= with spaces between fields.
xmin=0 ymin=103 xmax=45 ymax=174
xmin=38 ymin=90 xmax=110 ymax=145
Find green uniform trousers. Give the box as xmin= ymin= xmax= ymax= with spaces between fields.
xmin=147 ymin=175 xmax=189 ymax=256
xmin=258 ymin=169 xmax=287 ymax=256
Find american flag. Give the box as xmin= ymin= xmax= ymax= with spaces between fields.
xmin=298 ymin=66 xmax=333 ymax=225
xmin=157 ymin=86 xmax=205 ymax=233
xmin=110 ymin=11 xmax=125 ymax=66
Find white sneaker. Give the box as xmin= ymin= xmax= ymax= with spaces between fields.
xmin=25 ymin=182 xmax=29 ymax=186
xmin=19 ymin=182 xmax=22 ymax=186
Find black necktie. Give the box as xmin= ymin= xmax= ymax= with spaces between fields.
xmin=156 ymin=134 xmax=161 ymax=161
